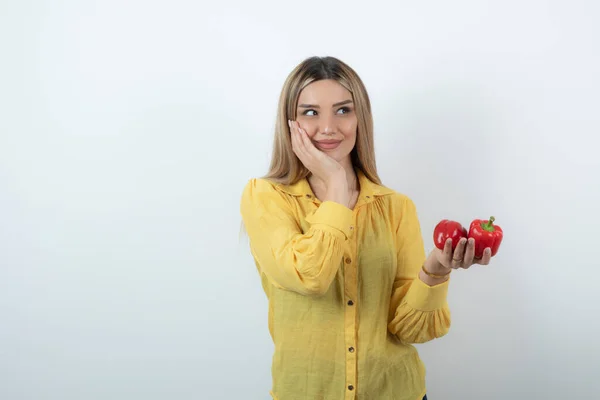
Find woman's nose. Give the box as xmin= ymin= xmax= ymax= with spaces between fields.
xmin=319 ymin=114 xmax=336 ymax=135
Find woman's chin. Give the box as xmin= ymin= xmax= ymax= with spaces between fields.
xmin=329 ymin=151 xmax=352 ymax=163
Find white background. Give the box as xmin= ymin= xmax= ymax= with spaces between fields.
xmin=1 ymin=1 xmax=599 ymax=399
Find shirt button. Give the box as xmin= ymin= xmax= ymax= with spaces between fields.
xmin=349 ymin=226 xmax=354 ymax=230
xmin=345 ymin=258 xmax=351 ymax=264
xmin=347 ymin=300 xmax=354 ymax=306
xmin=348 ymin=385 xmax=354 ymax=391
xmin=349 ymin=347 xmax=355 ymax=353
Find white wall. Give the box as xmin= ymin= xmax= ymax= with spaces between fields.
xmin=1 ymin=1 xmax=599 ymax=399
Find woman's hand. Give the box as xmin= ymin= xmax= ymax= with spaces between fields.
xmin=288 ymin=120 xmax=345 ymax=187
xmin=437 ymin=237 xmax=492 ymax=270
xmin=423 ymin=237 xmax=493 ymax=279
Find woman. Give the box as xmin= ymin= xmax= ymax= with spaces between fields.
xmin=240 ymin=56 xmax=493 ymax=400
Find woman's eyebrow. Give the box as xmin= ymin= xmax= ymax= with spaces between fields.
xmin=298 ymin=100 xmax=354 ymax=109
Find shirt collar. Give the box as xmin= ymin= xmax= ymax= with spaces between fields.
xmin=275 ymin=168 xmax=395 ymax=205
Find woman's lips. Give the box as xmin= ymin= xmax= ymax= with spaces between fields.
xmin=315 ymin=140 xmax=341 ymax=150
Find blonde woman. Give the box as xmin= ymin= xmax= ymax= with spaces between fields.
xmin=240 ymin=56 xmax=494 ymax=400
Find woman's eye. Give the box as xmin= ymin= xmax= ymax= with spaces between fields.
xmin=302 ymin=107 xmax=352 ymax=116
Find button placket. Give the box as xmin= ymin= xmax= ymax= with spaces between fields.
xmin=343 ymin=214 xmax=358 ymax=399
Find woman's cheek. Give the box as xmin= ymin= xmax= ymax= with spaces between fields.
xmin=342 ymin=120 xmax=358 ymax=137
xmin=301 ymin=122 xmax=319 ymax=137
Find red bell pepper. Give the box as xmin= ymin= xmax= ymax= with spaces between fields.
xmin=468 ymin=216 xmax=503 ymax=258
xmin=433 ymin=219 xmax=468 ymax=251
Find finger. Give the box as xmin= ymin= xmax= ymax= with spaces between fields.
xmin=463 ymin=237 xmax=476 ymax=267
xmin=289 ymin=121 xmax=300 ymax=155
xmin=451 ymin=238 xmax=468 ymax=269
xmin=291 ymin=121 xmax=307 ymax=152
xmin=290 ymin=121 xmax=308 ymax=160
xmin=298 ymin=124 xmax=330 ymax=172
xmin=288 ymin=120 xmax=297 ymax=150
xmin=296 ymin=124 xmax=317 ymax=167
xmin=296 ymin=123 xmax=320 ymax=159
xmin=295 ymin=123 xmax=322 ymax=173
xmin=442 ymin=238 xmax=453 ymax=266
xmin=475 ymin=248 xmax=492 ymax=265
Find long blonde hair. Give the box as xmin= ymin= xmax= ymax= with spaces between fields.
xmin=263 ymin=56 xmax=382 ymax=185
xmin=239 ymin=56 xmax=382 ymax=240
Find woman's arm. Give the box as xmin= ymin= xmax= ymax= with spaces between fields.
xmin=387 ymin=196 xmax=452 ymax=344
xmin=240 ymin=178 xmax=352 ymax=297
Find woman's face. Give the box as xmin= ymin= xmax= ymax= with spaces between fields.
xmin=295 ymin=79 xmax=358 ymax=162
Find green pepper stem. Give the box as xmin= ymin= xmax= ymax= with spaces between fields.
xmin=482 ymin=216 xmax=496 ymax=232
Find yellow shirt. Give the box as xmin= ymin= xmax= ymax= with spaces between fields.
xmin=240 ymin=169 xmax=451 ymax=400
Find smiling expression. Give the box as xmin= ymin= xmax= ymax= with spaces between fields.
xmin=295 ymin=79 xmax=358 ymax=162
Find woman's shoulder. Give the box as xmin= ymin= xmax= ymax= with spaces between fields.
xmin=240 ymin=177 xmax=296 ymax=220
xmin=372 ymin=183 xmax=416 ymax=209
xmin=389 ymin=190 xmax=416 ymax=205
xmin=242 ymin=177 xmax=279 ymax=193
xmin=240 ymin=177 xmax=291 ymax=206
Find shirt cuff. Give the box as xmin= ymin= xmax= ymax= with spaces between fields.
xmin=405 ymin=276 xmax=450 ymax=312
xmin=305 ymin=201 xmax=354 ymax=239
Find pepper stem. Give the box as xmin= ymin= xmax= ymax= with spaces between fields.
xmin=482 ymin=216 xmax=496 ymax=232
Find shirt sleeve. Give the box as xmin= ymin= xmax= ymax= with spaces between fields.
xmin=240 ymin=178 xmax=353 ymax=296
xmin=387 ymin=196 xmax=451 ymax=344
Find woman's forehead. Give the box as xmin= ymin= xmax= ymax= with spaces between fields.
xmin=298 ymin=80 xmax=352 ymax=104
